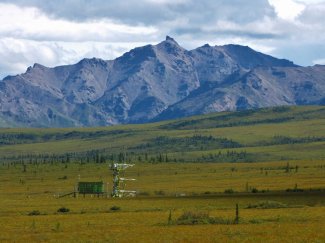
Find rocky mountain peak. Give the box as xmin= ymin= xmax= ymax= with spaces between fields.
xmin=157 ymin=35 xmax=183 ymax=52
xmin=116 ymin=44 xmax=157 ymax=67
xmin=202 ymin=44 xmax=211 ymax=48
xmin=0 ymin=37 xmax=324 ymax=128
xmin=77 ymin=57 xmax=107 ymax=66
xmin=165 ymin=35 xmax=177 ymax=42
xmin=25 ymin=63 xmax=46 ymax=73
xmin=33 ymin=63 xmax=46 ymax=69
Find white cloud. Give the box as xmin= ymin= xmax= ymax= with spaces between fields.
xmin=0 ymin=0 xmax=325 ymax=78
xmin=145 ymin=0 xmax=188 ymax=4
xmin=312 ymin=58 xmax=325 ymax=65
xmin=0 ymin=3 xmax=159 ymax=78
xmin=297 ymin=0 xmax=324 ymax=3
xmin=0 ymin=37 xmax=149 ymax=78
xmin=268 ymin=0 xmax=306 ymax=20
xmin=0 ymin=3 xmax=157 ymax=42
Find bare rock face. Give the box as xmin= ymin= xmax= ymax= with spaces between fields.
xmin=0 ymin=36 xmax=324 ymax=127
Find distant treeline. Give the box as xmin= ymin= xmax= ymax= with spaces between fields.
xmin=0 ymin=130 xmax=129 ymax=145
xmin=133 ymin=135 xmax=242 ymax=152
xmin=161 ymin=116 xmax=295 ymax=130
xmin=258 ymin=136 xmax=325 ymax=146
xmin=0 ymin=148 xmax=253 ymax=165
xmin=198 ymin=150 xmax=252 ymax=163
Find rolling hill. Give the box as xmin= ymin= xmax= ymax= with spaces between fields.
xmin=0 ymin=106 xmax=324 ymax=163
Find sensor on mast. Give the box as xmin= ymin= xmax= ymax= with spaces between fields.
xmin=110 ymin=163 xmax=136 ymax=197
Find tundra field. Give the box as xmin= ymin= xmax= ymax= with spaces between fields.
xmin=0 ymin=106 xmax=324 ymax=242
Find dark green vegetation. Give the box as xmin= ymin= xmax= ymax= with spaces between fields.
xmin=0 ymin=106 xmax=324 ymax=165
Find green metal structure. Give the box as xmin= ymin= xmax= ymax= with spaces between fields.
xmin=78 ymin=181 xmax=104 ymax=194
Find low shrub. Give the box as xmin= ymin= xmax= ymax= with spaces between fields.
xmin=246 ymin=201 xmax=288 ymax=209
xmin=249 ymin=218 xmax=264 ymax=224
xmin=110 ymin=206 xmax=121 ymax=211
xmin=175 ymin=211 xmax=233 ymax=225
xmin=251 ymin=188 xmax=259 ymax=193
xmin=138 ymin=191 xmax=150 ymax=196
xmin=176 ymin=211 xmax=210 ymax=225
xmin=224 ymin=189 xmax=235 ymax=194
xmin=286 ymin=188 xmax=304 ymax=192
xmin=28 ymin=210 xmax=41 ymax=216
xmin=154 ymin=190 xmax=165 ymax=196
xmin=57 ymin=207 xmax=70 ymax=213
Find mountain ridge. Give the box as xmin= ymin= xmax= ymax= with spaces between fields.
xmin=0 ymin=36 xmax=324 ymax=127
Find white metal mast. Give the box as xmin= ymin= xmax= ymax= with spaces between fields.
xmin=110 ymin=163 xmax=136 ymax=197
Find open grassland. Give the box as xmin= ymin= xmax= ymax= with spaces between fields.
xmin=0 ymin=106 xmax=325 ymax=242
xmin=0 ymin=161 xmax=324 ymax=242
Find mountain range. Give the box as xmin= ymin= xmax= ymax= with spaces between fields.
xmin=0 ymin=36 xmax=324 ymax=127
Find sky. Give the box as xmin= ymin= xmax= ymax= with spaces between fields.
xmin=0 ymin=0 xmax=325 ymax=78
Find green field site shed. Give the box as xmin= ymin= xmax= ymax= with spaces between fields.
xmin=78 ymin=181 xmax=104 ymax=194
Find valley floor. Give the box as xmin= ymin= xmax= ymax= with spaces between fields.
xmin=0 ymin=161 xmax=324 ymax=242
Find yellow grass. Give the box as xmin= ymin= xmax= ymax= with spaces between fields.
xmin=0 ymin=160 xmax=324 ymax=242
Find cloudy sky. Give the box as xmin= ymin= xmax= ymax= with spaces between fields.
xmin=0 ymin=0 xmax=325 ymax=78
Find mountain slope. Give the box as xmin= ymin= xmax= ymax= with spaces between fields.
xmin=0 ymin=36 xmax=324 ymax=127
xmin=155 ymin=65 xmax=325 ymax=120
